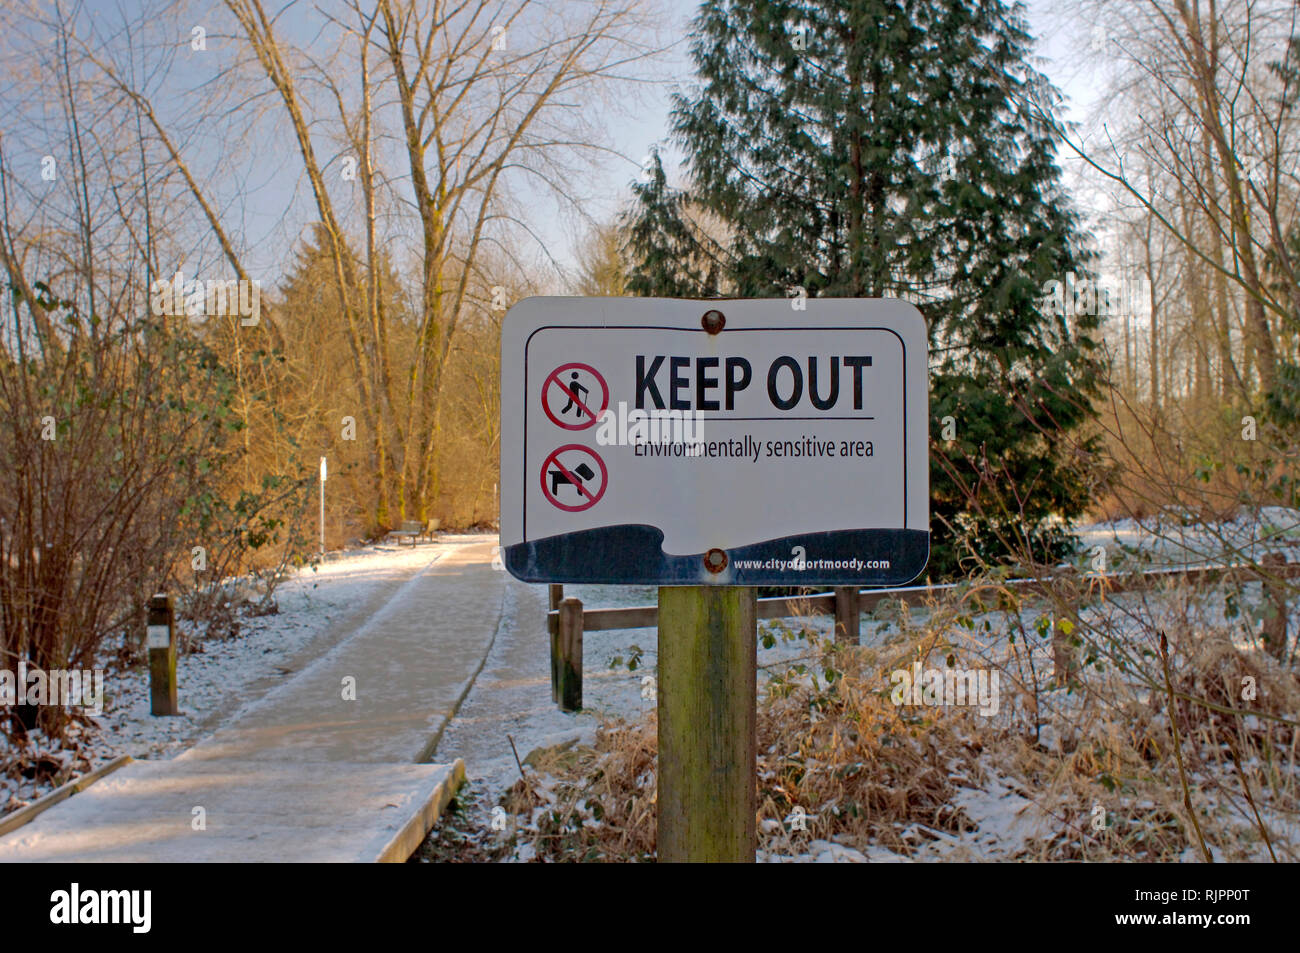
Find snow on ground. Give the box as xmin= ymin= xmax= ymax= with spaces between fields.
xmin=758 ymin=771 xmax=1047 ymax=863
xmin=1077 ymin=506 xmax=1300 ymax=569
xmin=427 ymin=510 xmax=1300 ymax=862
xmin=1 ymin=539 xmax=448 ymax=814
xmin=96 ymin=542 xmax=445 ymax=760
xmin=429 ymin=572 xmax=835 ymax=799
xmin=6 ymin=510 xmax=1298 ymax=859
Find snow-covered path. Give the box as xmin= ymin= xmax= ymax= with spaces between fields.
xmin=182 ymin=535 xmax=507 ymax=763
xmin=0 ymin=535 xmax=506 ymax=861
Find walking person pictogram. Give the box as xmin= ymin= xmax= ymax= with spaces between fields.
xmin=542 ymin=362 xmax=608 ymax=431
xmin=558 ymin=371 xmax=589 ymax=418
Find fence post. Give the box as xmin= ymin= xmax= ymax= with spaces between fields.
xmin=548 ymin=585 xmax=563 ymax=633
xmin=1260 ymin=553 xmax=1289 ymax=662
xmin=834 ymin=587 xmax=860 ymax=644
xmin=554 ymin=597 xmax=583 ymax=712
xmin=657 ymin=585 xmax=757 ymax=862
xmin=548 ymin=584 xmax=564 ymax=703
xmin=146 ymin=593 xmax=179 ymax=716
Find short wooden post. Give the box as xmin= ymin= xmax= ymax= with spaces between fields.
xmin=547 ymin=584 xmax=563 ymax=634
xmin=555 ymin=597 xmax=583 ymax=712
xmin=834 ymin=586 xmax=860 ymax=644
xmin=548 ymin=584 xmax=564 ymax=702
xmin=1260 ymin=553 xmax=1289 ymax=661
xmin=657 ymin=585 xmax=757 ymax=862
xmin=146 ymin=593 xmax=178 ymax=716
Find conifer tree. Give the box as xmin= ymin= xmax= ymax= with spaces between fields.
xmin=625 ymin=0 xmax=1102 ymax=575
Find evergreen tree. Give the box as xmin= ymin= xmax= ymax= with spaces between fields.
xmin=624 ymin=0 xmax=1102 ymax=576
xmin=624 ymin=150 xmax=728 ymax=297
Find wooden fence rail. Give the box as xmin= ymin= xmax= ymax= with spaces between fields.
xmin=546 ymin=559 xmax=1299 ymax=711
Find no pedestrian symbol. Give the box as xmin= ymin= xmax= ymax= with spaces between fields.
xmin=540 ymin=444 xmax=607 ymax=512
xmin=543 ymin=362 xmax=608 ymax=430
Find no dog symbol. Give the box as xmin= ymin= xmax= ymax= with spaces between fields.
xmin=540 ymin=445 xmax=607 ymax=512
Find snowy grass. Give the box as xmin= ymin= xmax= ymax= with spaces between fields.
xmin=1077 ymin=505 xmax=1300 ymax=570
xmin=423 ymin=515 xmax=1300 ymax=863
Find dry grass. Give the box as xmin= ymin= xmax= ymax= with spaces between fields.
xmin=470 ymin=577 xmax=1300 ymax=863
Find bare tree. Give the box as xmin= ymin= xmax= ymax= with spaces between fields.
xmin=217 ymin=0 xmax=659 ymax=526
xmin=1054 ymin=0 xmax=1299 ymax=401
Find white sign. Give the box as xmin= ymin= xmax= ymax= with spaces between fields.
xmin=500 ymin=297 xmax=929 ymax=585
xmin=146 ymin=624 xmax=171 ymax=649
xmin=320 ymin=456 xmax=327 ymax=482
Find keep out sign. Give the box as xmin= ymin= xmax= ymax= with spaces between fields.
xmin=499 ymin=297 xmax=929 ymax=585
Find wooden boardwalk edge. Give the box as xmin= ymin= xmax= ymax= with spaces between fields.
xmin=0 ymin=754 xmax=134 ymax=839
xmin=377 ymin=758 xmax=466 ymax=863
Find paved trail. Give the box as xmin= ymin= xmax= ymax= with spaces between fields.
xmin=0 ymin=535 xmax=506 ymax=862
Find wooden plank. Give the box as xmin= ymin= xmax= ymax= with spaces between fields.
xmin=859 ymin=584 xmax=935 ymax=611
xmin=375 ymin=758 xmax=465 ymax=863
xmin=756 ymin=592 xmax=836 ymax=619
xmin=0 ymin=755 xmax=134 ymax=838
xmin=547 ymin=584 xmax=563 ymax=636
xmin=549 ymin=618 xmax=560 ymax=704
xmin=548 ymin=588 xmax=568 ymax=703
xmin=553 ymin=560 xmax=1299 ymax=634
xmin=657 ymin=586 xmax=757 ymax=862
xmin=0 ymin=759 xmax=463 ymax=863
xmin=581 ymin=605 xmax=660 ymax=630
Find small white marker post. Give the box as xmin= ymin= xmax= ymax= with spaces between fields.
xmin=319 ymin=456 xmax=327 ymax=556
xmin=147 ymin=593 xmax=178 ymax=716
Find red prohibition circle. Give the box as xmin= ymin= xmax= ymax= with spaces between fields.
xmin=542 ymin=362 xmax=608 ymax=431
xmin=540 ymin=444 xmax=608 ymax=512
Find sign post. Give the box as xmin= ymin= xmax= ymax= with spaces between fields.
xmin=319 ymin=455 xmax=327 ymax=556
xmin=500 ymin=297 xmax=929 ymax=861
xmin=657 ymin=584 xmax=756 ymax=862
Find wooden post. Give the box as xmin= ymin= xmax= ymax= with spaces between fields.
xmin=548 ymin=584 xmax=564 ymax=703
xmin=555 ymin=597 xmax=583 ymax=712
xmin=146 ymin=593 xmax=178 ymax=716
xmin=657 ymin=585 xmax=757 ymax=863
xmin=834 ymin=586 xmax=860 ymax=644
xmin=1260 ymin=553 xmax=1289 ymax=661
xmin=547 ymin=584 xmax=563 ymax=634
